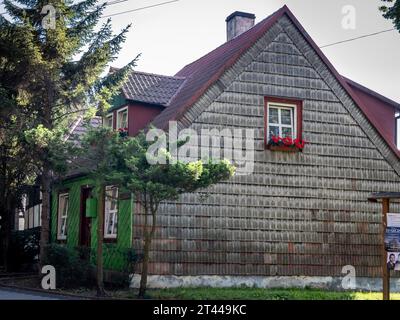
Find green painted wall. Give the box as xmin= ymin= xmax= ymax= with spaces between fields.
xmin=51 ymin=176 xmax=134 ymax=272
xmin=109 ymin=93 xmax=127 ymax=112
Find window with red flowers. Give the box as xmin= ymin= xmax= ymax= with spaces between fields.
xmin=264 ymin=97 xmax=304 ymax=151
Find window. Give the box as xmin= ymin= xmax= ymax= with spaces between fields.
xmin=116 ymin=107 xmax=128 ymax=130
xmin=396 ymin=112 xmax=400 ymax=149
xmin=104 ymin=186 xmax=118 ymax=239
xmin=57 ymin=193 xmax=69 ymax=240
xmin=105 ymin=114 xmax=113 ymax=128
xmin=264 ymin=97 xmax=302 ymax=146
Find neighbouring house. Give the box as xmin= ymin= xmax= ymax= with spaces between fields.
xmin=50 ymin=6 xmax=400 ymax=290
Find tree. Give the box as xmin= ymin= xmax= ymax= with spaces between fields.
xmin=380 ymin=0 xmax=400 ymax=30
xmin=73 ymin=125 xmax=127 ymax=296
xmin=0 ymin=0 xmax=137 ymax=266
xmin=0 ymin=23 xmax=39 ymax=270
xmin=118 ymin=132 xmax=235 ymax=298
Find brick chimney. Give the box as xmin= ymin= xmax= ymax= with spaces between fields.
xmin=226 ymin=11 xmax=256 ymax=41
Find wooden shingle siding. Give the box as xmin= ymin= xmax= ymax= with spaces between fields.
xmin=133 ymin=16 xmax=400 ymax=278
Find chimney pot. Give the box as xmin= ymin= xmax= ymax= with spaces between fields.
xmin=226 ymin=11 xmax=255 ymax=41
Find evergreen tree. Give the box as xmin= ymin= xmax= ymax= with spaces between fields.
xmin=380 ymin=0 xmax=400 ymax=30
xmin=0 ymin=22 xmax=39 ymax=270
xmin=0 ymin=0 xmax=137 ymax=267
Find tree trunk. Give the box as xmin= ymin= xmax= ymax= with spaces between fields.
xmin=138 ymin=232 xmax=151 ymax=298
xmin=138 ymin=204 xmax=157 ymax=298
xmin=2 ymin=196 xmax=14 ymax=272
xmin=96 ymin=184 xmax=106 ymax=296
xmin=0 ymin=205 xmax=10 ymax=272
xmin=39 ymin=164 xmax=51 ymax=268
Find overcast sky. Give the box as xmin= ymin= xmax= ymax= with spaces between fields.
xmin=102 ymin=0 xmax=400 ymax=102
xmin=1 ymin=0 xmax=399 ymax=102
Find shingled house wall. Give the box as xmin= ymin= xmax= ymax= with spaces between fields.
xmin=132 ymin=15 xmax=400 ymax=284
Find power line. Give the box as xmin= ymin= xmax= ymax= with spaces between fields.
xmin=0 ymin=0 xmax=178 ymax=16
xmin=320 ymin=28 xmax=396 ymax=48
xmin=102 ymin=0 xmax=179 ymax=18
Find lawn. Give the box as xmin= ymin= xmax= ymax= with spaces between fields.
xmin=2 ymin=276 xmax=400 ymax=300
xmin=143 ymin=287 xmax=400 ymax=300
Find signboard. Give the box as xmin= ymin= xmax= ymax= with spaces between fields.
xmin=385 ymin=213 xmax=400 ymax=271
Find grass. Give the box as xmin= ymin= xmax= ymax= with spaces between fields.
xmin=3 ymin=276 xmax=400 ymax=300
xmin=144 ymin=287 xmax=400 ymax=300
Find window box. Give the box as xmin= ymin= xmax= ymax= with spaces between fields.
xmin=268 ymin=145 xmax=300 ymax=152
xmin=267 ymin=135 xmax=306 ymax=152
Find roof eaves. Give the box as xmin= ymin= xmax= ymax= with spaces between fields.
xmin=343 ymin=76 xmax=400 ymax=111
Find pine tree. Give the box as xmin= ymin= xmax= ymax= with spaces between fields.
xmin=380 ymin=0 xmax=400 ymax=30
xmin=0 ymin=22 xmax=39 ymax=270
xmin=0 ymin=0 xmax=138 ymax=270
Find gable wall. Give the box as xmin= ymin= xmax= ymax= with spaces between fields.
xmin=132 ymin=16 xmax=400 ymax=278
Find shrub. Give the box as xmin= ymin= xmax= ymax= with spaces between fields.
xmin=7 ymin=227 xmax=40 ymax=272
xmin=42 ymin=244 xmax=95 ymax=288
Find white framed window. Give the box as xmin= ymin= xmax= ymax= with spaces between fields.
xmin=266 ymin=102 xmax=297 ymax=140
xmin=116 ymin=107 xmax=128 ymax=130
xmin=105 ymin=113 xmax=113 ymax=128
xmin=104 ymin=186 xmax=118 ymax=239
xmin=57 ymin=193 xmax=69 ymax=240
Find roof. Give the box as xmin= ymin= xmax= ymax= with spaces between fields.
xmin=65 ymin=116 xmax=102 ymax=144
xmin=121 ymin=71 xmax=186 ymax=106
xmin=63 ymin=116 xmax=102 ymax=179
xmin=344 ymin=78 xmax=400 ymax=150
xmin=147 ymin=5 xmax=400 ymax=158
xmin=343 ymin=77 xmax=400 ymax=111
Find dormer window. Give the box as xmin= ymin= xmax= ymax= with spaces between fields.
xmin=116 ymin=107 xmax=128 ymax=130
xmin=105 ymin=114 xmax=113 ymax=128
xmin=264 ymin=97 xmax=303 ymax=149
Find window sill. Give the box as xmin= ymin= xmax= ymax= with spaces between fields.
xmin=104 ymin=237 xmax=117 ymax=243
xmin=267 ymin=145 xmax=302 ymax=152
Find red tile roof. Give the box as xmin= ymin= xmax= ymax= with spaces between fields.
xmin=151 ymin=6 xmax=288 ymax=130
xmin=148 ymin=5 xmax=399 ymax=157
xmin=344 ymin=77 xmax=400 ymax=154
xmin=122 ymin=71 xmax=186 ymax=106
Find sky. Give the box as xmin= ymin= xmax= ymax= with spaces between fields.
xmin=1 ymin=0 xmax=399 ymax=102
xmin=101 ymin=0 xmax=400 ymax=102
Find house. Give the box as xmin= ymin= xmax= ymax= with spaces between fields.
xmin=51 ymin=6 xmax=400 ymax=290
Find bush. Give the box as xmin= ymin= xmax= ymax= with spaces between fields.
xmin=7 ymin=227 xmax=40 ymax=272
xmin=42 ymin=244 xmax=95 ymax=288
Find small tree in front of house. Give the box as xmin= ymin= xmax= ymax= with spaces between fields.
xmin=73 ymin=126 xmax=126 ymax=296
xmin=119 ymin=132 xmax=235 ymax=298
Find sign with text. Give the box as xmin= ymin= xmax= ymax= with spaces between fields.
xmin=386 ymin=213 xmax=400 ymax=271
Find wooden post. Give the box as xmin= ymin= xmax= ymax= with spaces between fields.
xmin=382 ymin=198 xmax=390 ymax=300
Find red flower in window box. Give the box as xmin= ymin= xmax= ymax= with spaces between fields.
xmin=282 ymin=136 xmax=293 ymax=146
xmin=271 ymin=135 xmax=280 ymax=144
xmin=294 ymin=138 xmax=306 ymax=150
xmin=118 ymin=127 xmax=128 ymax=137
xmin=268 ymin=135 xmax=307 ymax=151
